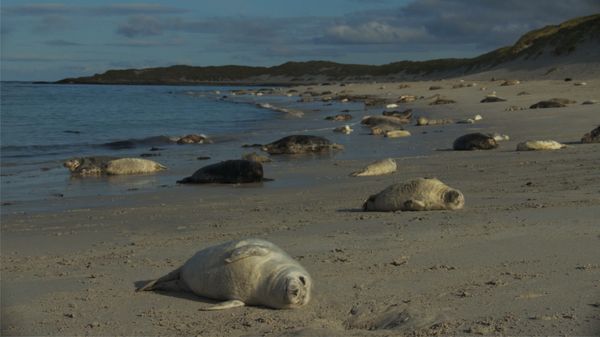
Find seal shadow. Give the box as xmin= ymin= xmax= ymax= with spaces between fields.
xmin=133 ymin=280 xmax=218 ymax=305
xmin=336 ymin=208 xmax=364 ymax=213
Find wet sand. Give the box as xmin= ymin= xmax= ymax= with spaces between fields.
xmin=2 ymin=78 xmax=600 ymax=336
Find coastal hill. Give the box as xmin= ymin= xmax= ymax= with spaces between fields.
xmin=57 ymin=14 xmax=600 ymax=85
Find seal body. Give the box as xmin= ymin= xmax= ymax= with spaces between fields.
xmin=137 ymin=238 xmax=312 ymax=310
xmin=453 ymin=133 xmax=498 ymax=150
xmin=177 ymin=134 xmax=211 ymax=144
xmin=242 ymin=152 xmax=272 ymax=163
xmin=64 ymin=156 xmax=117 ymax=176
xmin=351 ymin=158 xmax=397 ymax=177
xmin=262 ymin=135 xmax=343 ymax=155
xmin=178 ymin=160 xmax=264 ymax=184
xmin=416 ymin=117 xmax=453 ymax=126
xmin=104 ymin=158 xmax=166 ymax=175
xmin=581 ymin=126 xmax=600 ymax=143
xmin=64 ymin=156 xmax=165 ymax=176
xmin=385 ymin=130 xmax=411 ymax=138
xmin=363 ymin=178 xmax=464 ymax=212
xmin=516 ymin=140 xmax=566 ymax=151
xmin=361 ymin=115 xmax=408 ymax=127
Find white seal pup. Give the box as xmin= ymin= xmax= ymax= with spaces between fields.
xmin=334 ymin=125 xmax=353 ymax=134
xmin=385 ymin=130 xmax=411 ymax=138
xmin=104 ymin=158 xmax=166 ymax=175
xmin=516 ymin=140 xmax=566 ymax=151
xmin=363 ymin=178 xmax=464 ymax=212
xmin=137 ymin=238 xmax=312 ymax=310
xmin=351 ymin=158 xmax=397 ymax=177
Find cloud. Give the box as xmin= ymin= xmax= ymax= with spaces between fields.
xmin=90 ymin=4 xmax=186 ymax=16
xmin=324 ymin=21 xmax=429 ymax=44
xmin=44 ymin=39 xmax=83 ymax=46
xmin=2 ymin=3 xmax=185 ymax=16
xmin=116 ymin=15 xmax=165 ymax=37
xmin=106 ymin=38 xmax=186 ymax=47
xmin=317 ymin=0 xmax=600 ymax=50
xmin=32 ymin=15 xmax=70 ymax=33
xmin=1 ymin=3 xmax=75 ymax=15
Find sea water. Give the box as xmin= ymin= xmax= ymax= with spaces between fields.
xmin=1 ymin=81 xmax=465 ymax=211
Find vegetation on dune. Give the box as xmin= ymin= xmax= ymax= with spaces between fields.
xmin=57 ymin=14 xmax=600 ymax=85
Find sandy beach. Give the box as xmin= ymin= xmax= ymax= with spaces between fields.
xmin=2 ymin=77 xmax=599 ymax=336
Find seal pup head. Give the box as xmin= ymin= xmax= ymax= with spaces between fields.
xmin=63 ymin=158 xmax=81 ymax=172
xmin=443 ymin=189 xmax=465 ymax=210
xmin=267 ymin=268 xmax=312 ymax=309
xmin=282 ymin=271 xmax=311 ymax=309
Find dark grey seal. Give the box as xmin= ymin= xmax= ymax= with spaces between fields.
xmin=453 ymin=133 xmax=498 ymax=151
xmin=581 ymin=126 xmax=600 ymax=144
xmin=262 ymin=135 xmax=343 ymax=155
xmin=63 ymin=156 xmax=118 ymax=176
xmin=177 ymin=160 xmax=265 ymax=184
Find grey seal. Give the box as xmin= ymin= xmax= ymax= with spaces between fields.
xmin=177 ymin=160 xmax=265 ymax=184
xmin=262 ymin=135 xmax=343 ymax=155
xmin=363 ymin=178 xmax=464 ymax=212
xmin=453 ymin=133 xmax=498 ymax=150
xmin=137 ymin=238 xmax=312 ymax=310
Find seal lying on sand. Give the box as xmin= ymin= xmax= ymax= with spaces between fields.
xmin=382 ymin=109 xmax=412 ymax=120
xmin=416 ymin=117 xmax=453 ymax=126
xmin=529 ymin=98 xmax=575 ymax=109
xmin=385 ymin=130 xmax=411 ymax=138
xmin=351 ymin=158 xmax=397 ymax=177
xmin=363 ymin=178 xmax=464 ymax=212
xmin=64 ymin=156 xmax=166 ymax=176
xmin=453 ymin=133 xmax=498 ymax=150
xmin=262 ymin=135 xmax=343 ymax=155
xmin=516 ymin=140 xmax=566 ymax=151
xmin=105 ymin=158 xmax=167 ymax=175
xmin=177 ymin=160 xmax=265 ymax=184
xmin=370 ymin=124 xmax=402 ymax=135
xmin=361 ymin=115 xmax=408 ymax=127
xmin=137 ymin=238 xmax=312 ymax=310
xmin=581 ymin=126 xmax=600 ymax=143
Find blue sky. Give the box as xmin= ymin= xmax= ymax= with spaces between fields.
xmin=1 ymin=0 xmax=598 ymax=81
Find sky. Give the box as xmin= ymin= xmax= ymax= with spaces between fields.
xmin=1 ymin=0 xmax=599 ymax=81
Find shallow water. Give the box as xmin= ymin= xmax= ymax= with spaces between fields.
xmin=0 ymin=82 xmax=469 ymax=212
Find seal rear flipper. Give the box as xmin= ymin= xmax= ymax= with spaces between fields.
xmin=403 ymin=199 xmax=426 ymax=211
xmin=225 ymin=245 xmax=271 ymax=263
xmin=201 ymin=300 xmax=245 ymax=311
xmin=136 ymin=267 xmax=182 ymax=292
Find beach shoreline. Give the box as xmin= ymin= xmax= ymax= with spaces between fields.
xmin=2 ymin=77 xmax=600 ymax=336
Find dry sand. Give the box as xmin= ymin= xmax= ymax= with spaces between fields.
xmin=2 ymin=77 xmax=600 ymax=336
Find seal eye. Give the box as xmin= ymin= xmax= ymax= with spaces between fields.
xmin=299 ymin=276 xmax=306 ymax=285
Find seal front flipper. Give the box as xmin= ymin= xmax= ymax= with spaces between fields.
xmin=201 ymin=300 xmax=245 ymax=311
xmin=225 ymin=245 xmax=271 ymax=263
xmin=403 ymin=199 xmax=426 ymax=211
